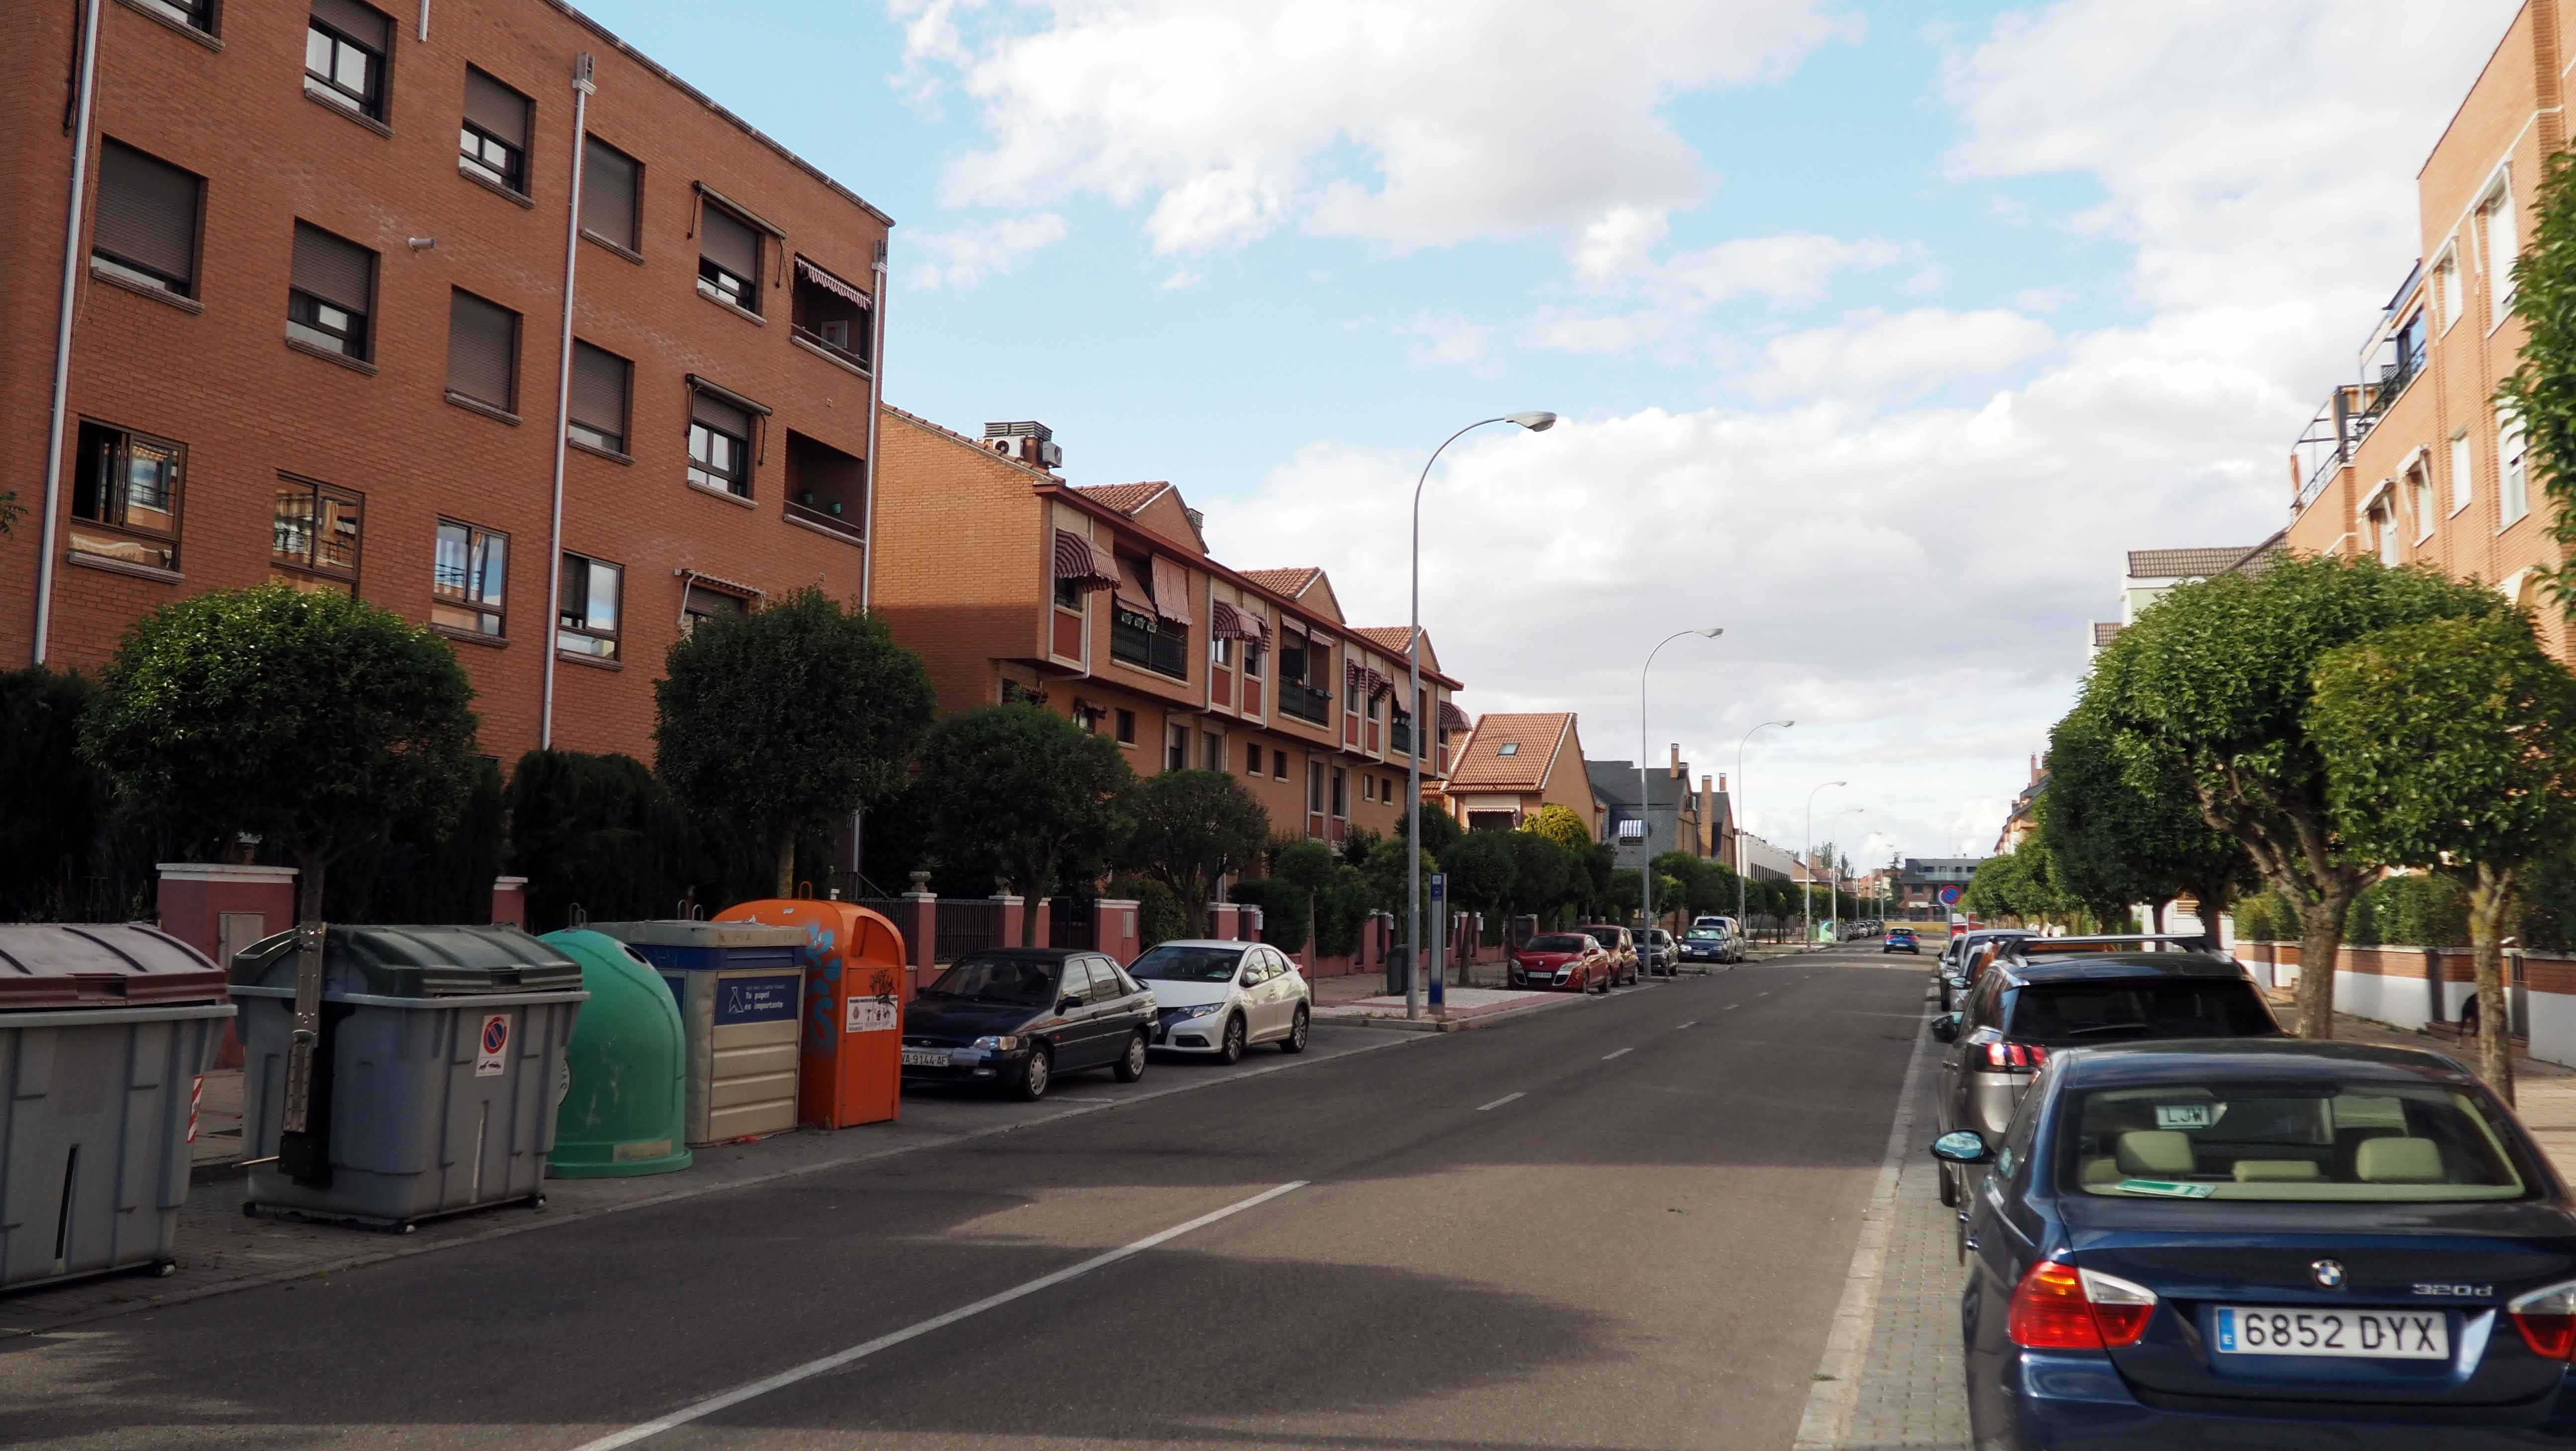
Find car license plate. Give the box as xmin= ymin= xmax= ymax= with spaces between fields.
xmin=2213 ymin=1306 xmax=2448 ymax=1360
xmin=900 ymin=1049 xmax=950 ymax=1068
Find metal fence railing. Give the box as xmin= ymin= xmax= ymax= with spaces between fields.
xmin=937 ymin=898 xmax=1004 ymax=961
xmin=1053 ymin=895 xmax=1095 ymax=948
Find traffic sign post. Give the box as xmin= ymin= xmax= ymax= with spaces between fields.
xmin=1428 ymin=873 xmax=1447 ymax=1015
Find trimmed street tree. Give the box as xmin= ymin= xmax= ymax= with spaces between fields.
xmin=1271 ymin=839 xmax=1339 ymax=962
xmin=1524 ymin=803 xmax=1592 ymax=854
xmin=914 ymin=704 xmax=1133 ymax=943
xmin=80 ymin=582 xmax=480 ymax=926
xmin=654 ymin=588 xmax=934 ymax=897
xmin=1121 ymin=769 xmax=1271 ymax=936
xmin=2310 ymin=613 xmax=2576 ymax=1102
xmin=2497 ymin=151 xmax=2576 ymax=612
xmin=2041 ymin=689 xmax=2253 ymax=945
xmin=2100 ymin=554 xmax=2509 ymax=1038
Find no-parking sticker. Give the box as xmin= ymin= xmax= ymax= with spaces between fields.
xmin=476 ymin=1013 xmax=510 ymax=1076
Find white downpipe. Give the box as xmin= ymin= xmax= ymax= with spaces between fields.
xmin=859 ymin=239 xmax=886 ymax=612
xmin=540 ymin=55 xmax=594 ymax=748
xmin=34 ymin=0 xmax=104 ymax=667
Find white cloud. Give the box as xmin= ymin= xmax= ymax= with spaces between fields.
xmin=903 ymin=212 xmax=1069 ymax=291
xmin=1573 ymin=206 xmax=1674 ymax=285
xmin=1754 ymin=308 xmax=2057 ymax=397
xmin=1664 ymin=233 xmax=1912 ymax=308
xmin=1530 ymin=230 xmax=1916 ymax=362
xmin=1392 ymin=312 xmax=1496 ymax=373
xmin=895 ymin=0 xmax=1864 ymax=252
xmin=1160 ymin=269 xmax=1202 ymax=290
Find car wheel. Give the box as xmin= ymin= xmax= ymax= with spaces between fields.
xmin=1281 ymin=1004 xmax=1309 ymax=1053
xmin=1112 ymin=1029 xmax=1148 ymax=1082
xmin=1012 ymin=1044 xmax=1053 ymax=1102
xmin=1937 ymin=1161 xmax=1959 ymax=1208
xmin=1217 ymin=1014 xmax=1246 ymax=1065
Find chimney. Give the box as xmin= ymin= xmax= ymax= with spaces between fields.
xmin=1718 ymin=772 xmax=1727 ymax=794
xmin=980 ymin=420 xmax=1062 ymax=472
xmin=2029 ymin=753 xmax=2038 ymax=783
xmin=1669 ymin=742 xmax=1683 ymax=778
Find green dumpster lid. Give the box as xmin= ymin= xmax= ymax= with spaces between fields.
xmin=582 ymin=920 xmax=807 ymax=948
xmin=229 ymin=924 xmax=582 ymax=998
xmin=0 ymin=924 xmax=229 ymax=1010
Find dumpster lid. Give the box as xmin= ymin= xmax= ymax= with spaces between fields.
xmin=0 ymin=924 xmax=230 ymax=1010
xmin=228 ymin=924 xmax=582 ymax=998
xmin=583 ymin=920 xmax=808 ymax=949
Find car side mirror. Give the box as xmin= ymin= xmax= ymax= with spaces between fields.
xmin=1931 ymin=1130 xmax=1992 ymax=1164
xmin=1058 ymin=995 xmax=1082 ymax=1015
xmin=1930 ymin=1013 xmax=1961 ymax=1043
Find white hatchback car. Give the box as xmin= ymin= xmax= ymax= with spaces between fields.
xmin=1125 ymin=940 xmax=1312 ymax=1063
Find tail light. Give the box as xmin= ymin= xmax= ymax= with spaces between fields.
xmin=2510 ymin=1282 xmax=2576 ymax=1360
xmin=2007 ymin=1259 xmax=2158 ymax=1350
xmin=1984 ymin=1041 xmax=2049 ymax=1071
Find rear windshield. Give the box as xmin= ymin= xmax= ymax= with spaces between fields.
xmin=1686 ymin=927 xmax=1726 ymax=940
xmin=2064 ymin=1083 xmax=2535 ymax=1203
xmin=1525 ymin=935 xmax=1588 ymax=952
xmin=2003 ymin=980 xmax=2276 ymax=1046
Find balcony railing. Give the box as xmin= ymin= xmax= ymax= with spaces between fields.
xmin=2293 ymin=262 xmax=2433 ymax=514
xmin=1389 ymin=719 xmax=1413 ymax=756
xmin=1278 ymin=682 xmax=1333 ymax=725
xmin=2293 ymin=386 xmax=2364 ymax=511
xmin=2352 ymin=330 xmax=2428 ymax=443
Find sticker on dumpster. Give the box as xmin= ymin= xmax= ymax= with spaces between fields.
xmin=715 ymin=974 xmax=801 ymax=1026
xmin=476 ymin=1014 xmax=510 ymax=1077
xmin=846 ymin=997 xmax=898 ymax=1034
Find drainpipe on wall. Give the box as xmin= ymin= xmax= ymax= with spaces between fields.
xmin=860 ymin=237 xmax=886 ymax=612
xmin=539 ymin=53 xmax=595 ymax=749
xmin=33 ymin=0 xmax=105 ymax=667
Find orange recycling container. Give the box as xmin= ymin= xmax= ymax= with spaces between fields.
xmin=716 ymin=899 xmax=906 ymax=1128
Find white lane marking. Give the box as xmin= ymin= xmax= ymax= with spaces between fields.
xmin=565 ymin=1181 xmax=1309 ymax=1450
xmin=1675 ymin=1020 xmax=1699 ymax=1029
xmin=1601 ymin=1047 xmax=1633 ymax=1061
xmin=1791 ymin=1000 xmax=1935 ymax=1451
xmin=1723 ymin=1003 xmax=1739 ymax=1011
xmin=1477 ymin=1092 xmax=1526 ymax=1112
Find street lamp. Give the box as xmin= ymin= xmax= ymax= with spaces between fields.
xmin=1636 ymin=628 xmax=1722 ymax=961
xmin=1802 ymin=780 xmax=1847 ymax=945
xmin=1734 ymin=719 xmax=1791 ymax=935
xmin=1830 ymin=805 xmax=1865 ymax=932
xmin=1408 ymin=410 xmax=1556 ymax=1022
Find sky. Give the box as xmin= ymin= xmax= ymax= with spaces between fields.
xmin=585 ymin=0 xmax=2523 ymax=865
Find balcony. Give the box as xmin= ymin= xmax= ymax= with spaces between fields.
xmin=1278 ymin=682 xmax=1333 ymax=725
xmin=1389 ymin=718 xmax=1413 ymax=756
xmin=2293 ymin=262 xmax=2430 ymax=514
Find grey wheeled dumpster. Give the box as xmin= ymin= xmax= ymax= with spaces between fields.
xmin=229 ymin=926 xmax=586 ymax=1230
xmin=0 ymin=924 xmax=236 ymax=1292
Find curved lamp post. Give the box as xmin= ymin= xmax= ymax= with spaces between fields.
xmin=1408 ymin=411 xmax=1556 ymax=1021
xmin=1637 ymin=629 xmax=1722 ymax=960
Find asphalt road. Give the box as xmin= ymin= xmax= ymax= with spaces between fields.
xmin=0 ymin=946 xmax=1927 ymax=1451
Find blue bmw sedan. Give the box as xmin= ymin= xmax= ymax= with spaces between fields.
xmin=1935 ymin=1040 xmax=2576 ymax=1448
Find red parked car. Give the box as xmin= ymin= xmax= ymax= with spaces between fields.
xmin=1511 ymin=932 xmax=1613 ymax=993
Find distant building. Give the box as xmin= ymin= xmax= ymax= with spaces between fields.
xmin=1996 ymin=753 xmax=2047 ymax=854
xmin=1441 ymin=713 xmax=1604 ymax=837
xmin=1585 ymin=748 xmax=1730 ymax=871
xmin=2088 ymin=544 xmax=2277 ymax=659
xmin=1896 ymin=857 xmax=1985 ymax=918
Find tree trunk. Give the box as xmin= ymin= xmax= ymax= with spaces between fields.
xmin=2150 ymin=899 xmax=2166 ymax=936
xmin=2468 ymin=863 xmax=2517 ymax=1108
xmin=2189 ymin=881 xmax=2236 ymax=954
xmin=773 ymin=833 xmax=797 ymax=899
xmin=2294 ymin=883 xmax=2357 ymax=1041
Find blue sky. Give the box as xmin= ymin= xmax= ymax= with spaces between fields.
xmin=585 ymin=0 xmax=2518 ymax=862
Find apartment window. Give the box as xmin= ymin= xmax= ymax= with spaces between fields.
xmin=580 ymin=137 xmax=641 ymax=252
xmin=681 ymin=588 xmax=747 ymax=638
xmin=687 ymin=389 xmax=756 ymax=498
xmin=791 ymin=256 xmax=871 ymax=368
xmin=2486 ymin=183 xmax=2520 ymax=327
xmin=2451 ymin=431 xmax=2475 ymax=515
xmin=1384 ymin=775 xmax=1397 ymax=801
xmin=1272 ymin=748 xmax=1288 ymax=780
xmin=1166 ymin=724 xmax=1189 ymax=773
xmin=1308 ymin=760 xmax=1325 ymax=814
xmin=1361 ymin=775 xmax=1374 ymax=803
xmin=306 ymin=0 xmax=391 ymax=121
xmin=135 ymin=0 xmax=216 ymax=34
xmin=567 ymin=342 xmax=631 ymax=454
xmin=272 ymin=477 xmax=363 ymax=586
xmin=2409 ymin=462 xmax=2434 ymax=541
xmin=1211 ymin=634 xmax=1234 ymax=666
xmin=431 ymin=519 xmax=507 ymax=636
xmin=69 ymin=421 xmax=183 ymax=571
xmin=445 ymin=289 xmax=519 ymax=413
xmin=1497 ymin=742 xmax=1520 ymax=757
xmin=1200 ymin=730 xmax=1221 ymax=771
xmin=1245 ymin=741 xmax=1262 ymax=775
xmin=698 ymin=201 xmax=763 ymax=312
xmin=2501 ymin=418 xmax=2530 ymax=527
xmin=1330 ymin=766 xmax=1348 ymax=817
xmin=2434 ymin=248 xmax=2461 ymax=333
xmin=1115 ymin=709 xmax=1136 ymax=746
xmin=2372 ymin=504 xmax=2399 ymax=566
xmin=92 ymin=141 xmax=201 ymax=298
xmin=784 ymin=430 xmax=866 ymax=541
xmin=288 ymin=222 xmax=375 ymax=361
xmin=1243 ymin=640 xmax=1264 ymax=677
xmin=1110 ymin=558 xmax=1189 ymax=679
xmin=557 ymin=553 xmax=622 ymax=659
xmin=1054 ymin=576 xmax=1082 ymax=609
xmin=459 ymin=68 xmax=531 ymax=195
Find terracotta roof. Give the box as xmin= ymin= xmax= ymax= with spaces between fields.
xmin=1447 ymin=712 xmax=1574 ymax=792
xmin=1351 ymin=626 xmax=1416 ymax=654
xmin=2126 ymin=547 xmax=2263 ymax=579
xmin=1241 ymin=567 xmax=1321 ymax=597
xmin=1073 ymin=482 xmax=1171 ymax=514
xmin=2092 ymin=621 xmax=2123 ymax=647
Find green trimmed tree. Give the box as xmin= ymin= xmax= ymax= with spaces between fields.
xmin=1272 ymin=838 xmax=1340 ymax=959
xmin=2101 ymin=554 xmax=2510 ymax=1037
xmin=2041 ymin=688 xmax=2253 ymax=945
xmin=2497 ymin=151 xmax=2576 ymax=613
xmin=81 ymin=583 xmax=480 ymax=924
xmin=654 ymin=588 xmax=934 ymax=897
xmin=1525 ymin=803 xmax=1592 ymax=854
xmin=1120 ymin=769 xmax=1271 ymax=936
xmin=2310 ymin=613 xmax=2576 ymax=1101
xmin=504 ymin=750 xmax=696 ymax=930
xmin=1439 ymin=830 xmax=1517 ymax=934
xmin=914 ymin=704 xmax=1132 ymax=943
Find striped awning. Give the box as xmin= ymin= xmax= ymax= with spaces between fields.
xmin=1052 ymin=530 xmax=1117 ymax=591
xmin=1110 ymin=554 xmax=1153 ymax=618
xmin=1346 ymin=661 xmax=1393 ymax=700
xmin=1439 ymin=701 xmax=1471 ymax=732
xmin=795 ymin=255 xmax=871 ymax=308
xmin=1148 ymin=555 xmax=1193 ymax=626
xmin=1211 ymin=601 xmax=1268 ymax=642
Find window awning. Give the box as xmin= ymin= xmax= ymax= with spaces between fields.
xmin=1111 ymin=555 xmax=1153 ymax=618
xmin=796 ymin=255 xmax=871 ymax=308
xmin=1211 ymin=601 xmax=1268 ymax=643
xmin=1148 ymin=554 xmax=1193 ymax=627
xmin=1052 ymin=529 xmax=1117 ymax=591
xmin=1439 ymin=701 xmax=1471 ymax=732
xmin=1346 ymin=661 xmax=1393 ymax=699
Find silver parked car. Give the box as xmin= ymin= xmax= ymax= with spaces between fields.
xmin=1126 ymin=940 xmax=1311 ymax=1063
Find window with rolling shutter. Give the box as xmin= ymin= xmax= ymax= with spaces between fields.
xmin=92 ymin=141 xmax=201 ymax=297
xmin=698 ymin=203 xmax=761 ymax=311
xmin=287 ymin=221 xmax=375 ymax=360
xmin=568 ymin=342 xmax=631 ymax=455
xmin=687 ymin=390 xmax=755 ymax=498
xmin=459 ymin=68 xmax=531 ymax=194
xmin=306 ymin=0 xmax=391 ymax=120
xmin=445 ymin=290 xmax=519 ymax=412
xmin=580 ymin=136 xmax=640 ymax=251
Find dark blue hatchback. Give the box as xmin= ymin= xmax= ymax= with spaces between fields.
xmin=1934 ymin=1040 xmax=2576 ymax=1449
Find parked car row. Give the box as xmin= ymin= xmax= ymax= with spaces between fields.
xmin=1683 ymin=916 xmax=1747 ymax=966
xmin=901 ymin=940 xmax=1310 ymax=1102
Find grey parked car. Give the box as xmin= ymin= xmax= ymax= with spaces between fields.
xmin=1928 ymin=952 xmax=2280 ymax=1209
xmin=1933 ymin=928 xmax=2032 ymax=1013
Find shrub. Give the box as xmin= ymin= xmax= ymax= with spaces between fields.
xmin=326 ymin=757 xmax=505 ymax=922
xmin=505 ymin=750 xmax=695 ymax=931
xmin=1230 ymin=877 xmax=1306 ymax=954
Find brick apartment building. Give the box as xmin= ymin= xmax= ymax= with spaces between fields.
xmin=2 ymin=0 xmax=889 ymax=764
xmin=867 ymin=410 xmax=1470 ymax=845
xmin=2282 ymin=0 xmax=2570 ymax=655
xmin=1440 ymin=712 xmax=1605 ymax=836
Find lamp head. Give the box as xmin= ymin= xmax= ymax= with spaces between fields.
xmin=1505 ymin=410 xmax=1557 ymax=432
xmin=1693 ymin=627 xmax=1724 ymax=639
xmin=1783 ymin=720 xmax=1796 ymax=727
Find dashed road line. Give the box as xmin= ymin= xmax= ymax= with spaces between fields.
xmin=1477 ymin=1092 xmax=1526 ymax=1112
xmin=1675 ymin=1020 xmax=1699 ymax=1029
xmin=1601 ymin=1047 xmax=1633 ymax=1060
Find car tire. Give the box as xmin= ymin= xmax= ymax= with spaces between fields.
xmin=1280 ymin=1004 xmax=1309 ymax=1053
xmin=1012 ymin=1044 xmax=1053 ymax=1102
xmin=1937 ymin=1161 xmax=1959 ymax=1208
xmin=1217 ymin=1013 xmax=1247 ymax=1065
xmin=1112 ymin=1029 xmax=1147 ymax=1082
